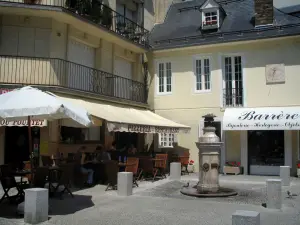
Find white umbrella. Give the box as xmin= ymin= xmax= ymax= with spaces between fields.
xmin=0 ymin=86 xmax=91 ymax=126
xmin=0 ymin=86 xmax=92 ymax=175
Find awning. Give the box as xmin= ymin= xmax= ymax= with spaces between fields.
xmin=223 ymin=107 xmax=300 ymax=131
xmin=57 ymin=95 xmax=190 ymax=134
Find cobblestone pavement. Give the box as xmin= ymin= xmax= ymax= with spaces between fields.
xmin=0 ymin=174 xmax=300 ymax=225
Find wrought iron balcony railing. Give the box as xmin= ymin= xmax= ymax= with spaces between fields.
xmin=223 ymin=88 xmax=244 ymax=107
xmin=0 ymin=55 xmax=146 ymax=103
xmin=0 ymin=0 xmax=150 ymax=48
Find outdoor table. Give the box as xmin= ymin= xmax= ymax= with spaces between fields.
xmin=12 ymin=170 xmax=31 ymax=184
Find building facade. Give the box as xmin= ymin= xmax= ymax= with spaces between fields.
xmin=0 ymin=0 xmax=192 ymax=166
xmin=148 ymin=0 xmax=300 ymax=175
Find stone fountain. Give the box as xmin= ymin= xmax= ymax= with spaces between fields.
xmin=181 ymin=114 xmax=237 ymax=197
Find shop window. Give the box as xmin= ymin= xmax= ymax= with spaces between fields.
xmin=60 ymin=126 xmax=101 ymax=144
xmin=248 ymin=130 xmax=284 ymax=166
xmin=159 ymin=133 xmax=176 ymax=148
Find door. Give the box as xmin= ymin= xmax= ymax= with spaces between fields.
xmin=114 ymin=57 xmax=133 ymax=99
xmin=67 ymin=39 xmax=95 ymax=92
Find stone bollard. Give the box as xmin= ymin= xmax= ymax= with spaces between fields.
xmin=266 ymin=179 xmax=282 ymax=210
xmin=170 ymin=162 xmax=181 ymax=180
xmin=232 ymin=210 xmax=260 ymax=225
xmin=24 ymin=188 xmax=49 ymax=224
xmin=280 ymin=166 xmax=290 ymax=186
xmin=117 ymin=172 xmax=133 ymax=196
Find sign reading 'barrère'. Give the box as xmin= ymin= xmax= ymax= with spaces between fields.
xmin=223 ymin=108 xmax=300 ymax=131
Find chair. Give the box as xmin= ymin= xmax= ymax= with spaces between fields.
xmin=179 ymin=152 xmax=190 ymax=175
xmin=154 ymin=154 xmax=168 ymax=179
xmin=137 ymin=157 xmax=158 ymax=182
xmin=125 ymin=157 xmax=139 ymax=187
xmin=32 ymin=167 xmax=49 ymax=188
xmin=105 ymin=161 xmax=119 ymax=191
xmin=0 ymin=165 xmax=27 ymax=204
xmin=72 ymin=164 xmax=88 ymax=188
xmin=50 ymin=164 xmax=74 ymax=199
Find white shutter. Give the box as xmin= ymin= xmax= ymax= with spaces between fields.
xmin=199 ymin=120 xmax=205 ymax=137
xmin=67 ymin=39 xmax=95 ymax=91
xmin=114 ymin=57 xmax=133 ymax=99
xmin=0 ymin=26 xmax=18 ymax=55
xmin=34 ymin=28 xmax=51 ymax=57
xmin=18 ymin=27 xmax=35 ymax=57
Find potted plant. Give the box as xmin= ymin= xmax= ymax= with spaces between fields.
xmin=297 ymin=162 xmax=300 ymax=177
xmin=187 ymin=160 xmax=195 ymax=173
xmin=223 ymin=161 xmax=243 ymax=175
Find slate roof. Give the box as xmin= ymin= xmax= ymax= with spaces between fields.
xmin=149 ymin=0 xmax=300 ymax=50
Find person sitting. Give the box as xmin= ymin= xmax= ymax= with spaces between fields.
xmin=94 ymin=145 xmax=111 ymax=162
xmin=128 ymin=144 xmax=137 ymax=155
xmin=74 ymin=146 xmax=94 ymax=186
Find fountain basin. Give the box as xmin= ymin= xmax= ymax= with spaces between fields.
xmin=181 ymin=186 xmax=237 ymax=198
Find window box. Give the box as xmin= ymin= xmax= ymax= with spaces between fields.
xmin=223 ymin=166 xmax=243 ymax=175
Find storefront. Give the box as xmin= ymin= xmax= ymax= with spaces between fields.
xmin=223 ymin=107 xmax=299 ymax=176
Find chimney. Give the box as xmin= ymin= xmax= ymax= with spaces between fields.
xmin=255 ymin=0 xmax=274 ymax=27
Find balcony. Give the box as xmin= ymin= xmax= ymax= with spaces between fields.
xmin=223 ymin=88 xmax=244 ymax=107
xmin=0 ymin=55 xmax=146 ymax=103
xmin=0 ymin=0 xmax=150 ymax=48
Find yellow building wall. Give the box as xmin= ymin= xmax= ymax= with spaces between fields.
xmin=150 ymin=37 xmax=300 ymax=171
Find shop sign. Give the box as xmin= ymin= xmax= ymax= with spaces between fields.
xmin=0 ymin=119 xmax=47 ymax=127
xmin=0 ymin=88 xmax=47 ymax=127
xmin=107 ymin=122 xmax=184 ymax=134
xmin=223 ymin=107 xmax=300 ymax=131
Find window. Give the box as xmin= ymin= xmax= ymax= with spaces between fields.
xmin=223 ymin=56 xmax=243 ymax=107
xmin=204 ymin=12 xmax=218 ymax=25
xmin=159 ymin=133 xmax=176 ymax=148
xmin=194 ymin=58 xmax=211 ymax=92
xmin=157 ymin=62 xmax=172 ymax=94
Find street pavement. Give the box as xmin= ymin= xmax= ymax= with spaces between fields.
xmin=0 ymin=174 xmax=300 ymax=225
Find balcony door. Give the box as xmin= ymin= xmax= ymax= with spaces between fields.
xmin=114 ymin=57 xmax=133 ymax=100
xmin=223 ymin=56 xmax=244 ymax=107
xmin=67 ymin=39 xmax=95 ymax=92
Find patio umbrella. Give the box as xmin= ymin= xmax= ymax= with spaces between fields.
xmin=0 ymin=86 xmax=92 ymax=178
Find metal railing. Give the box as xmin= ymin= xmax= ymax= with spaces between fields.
xmin=223 ymin=88 xmax=243 ymax=107
xmin=0 ymin=0 xmax=150 ymax=48
xmin=0 ymin=55 xmax=146 ymax=103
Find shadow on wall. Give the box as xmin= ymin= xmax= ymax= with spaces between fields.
xmin=145 ymin=0 xmax=154 ymax=16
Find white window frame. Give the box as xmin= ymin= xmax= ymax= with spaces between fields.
xmin=158 ymin=133 xmax=177 ymax=148
xmin=193 ymin=55 xmax=212 ymax=93
xmin=220 ymin=53 xmax=246 ymax=108
xmin=202 ymin=9 xmax=220 ymax=28
xmin=156 ymin=60 xmax=173 ymax=95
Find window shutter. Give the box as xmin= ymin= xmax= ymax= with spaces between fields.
xmin=158 ymin=133 xmax=162 ymax=148
xmin=199 ymin=120 xmax=205 ymax=137
xmin=174 ymin=134 xmax=178 ymax=143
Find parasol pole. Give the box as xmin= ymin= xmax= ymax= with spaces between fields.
xmin=28 ymin=116 xmax=34 ymax=183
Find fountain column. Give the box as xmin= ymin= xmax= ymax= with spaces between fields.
xmin=196 ymin=114 xmax=222 ymax=193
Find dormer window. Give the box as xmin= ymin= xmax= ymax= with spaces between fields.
xmin=203 ymin=11 xmax=218 ymax=26
xmin=200 ymin=0 xmax=221 ymax=30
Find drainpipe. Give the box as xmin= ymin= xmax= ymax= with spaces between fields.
xmin=141 ymin=1 xmax=148 ymax=104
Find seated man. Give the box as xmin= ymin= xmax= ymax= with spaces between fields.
xmin=95 ymin=145 xmax=111 ymax=162
xmin=74 ymin=146 xmax=94 ymax=186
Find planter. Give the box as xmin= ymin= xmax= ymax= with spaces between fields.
xmin=297 ymin=168 xmax=300 ymax=178
xmin=187 ymin=164 xmax=194 ymax=173
xmin=223 ymin=166 xmax=243 ymax=175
